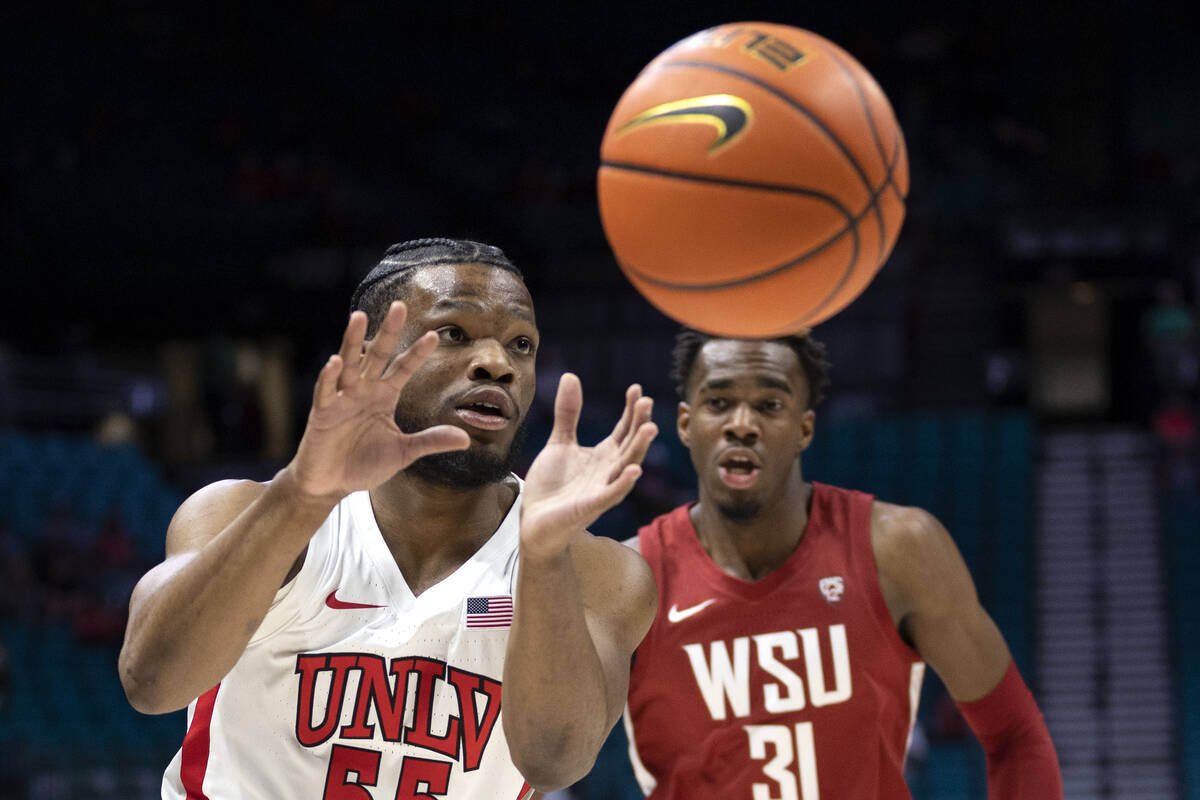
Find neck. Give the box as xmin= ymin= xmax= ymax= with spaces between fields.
xmin=368 ymin=471 xmax=517 ymax=596
xmin=690 ymin=474 xmax=812 ymax=582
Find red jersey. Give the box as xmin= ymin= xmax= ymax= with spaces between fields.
xmin=626 ymin=483 xmax=924 ymax=800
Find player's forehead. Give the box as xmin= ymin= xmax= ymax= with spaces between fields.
xmin=405 ymin=262 xmax=535 ymax=325
xmin=692 ymin=339 xmax=805 ymax=392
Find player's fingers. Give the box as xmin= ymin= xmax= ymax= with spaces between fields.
xmin=611 ymin=421 xmax=658 ymax=482
xmin=622 ymin=396 xmax=654 ymax=449
xmin=593 ymin=464 xmax=644 ymax=511
xmin=312 ymin=355 xmax=344 ymax=411
xmin=337 ymin=311 xmax=368 ymax=389
xmin=624 ymin=419 xmax=659 ymax=465
xmin=383 ymin=330 xmax=438 ymax=387
xmin=397 ymin=424 xmax=470 ymax=464
xmin=361 ymin=301 xmax=407 ymax=379
xmin=610 ymin=384 xmax=641 ymax=444
xmin=549 ymin=373 xmax=583 ymax=445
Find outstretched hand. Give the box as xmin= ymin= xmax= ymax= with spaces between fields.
xmin=520 ymin=375 xmax=658 ymax=558
xmin=286 ymin=301 xmax=470 ymax=502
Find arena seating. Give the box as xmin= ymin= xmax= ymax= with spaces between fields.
xmin=0 ymin=416 xmax=1114 ymax=800
xmin=1165 ymin=490 xmax=1200 ymax=800
xmin=806 ymin=412 xmax=1033 ymax=799
xmin=0 ymin=431 xmax=185 ymax=786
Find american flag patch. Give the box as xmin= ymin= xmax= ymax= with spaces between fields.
xmin=465 ymin=595 xmax=514 ymax=629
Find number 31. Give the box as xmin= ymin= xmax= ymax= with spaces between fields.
xmin=745 ymin=723 xmax=819 ymax=800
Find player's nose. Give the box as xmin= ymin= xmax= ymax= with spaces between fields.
xmin=722 ymin=403 xmax=759 ymax=443
xmin=468 ymin=338 xmax=515 ymax=384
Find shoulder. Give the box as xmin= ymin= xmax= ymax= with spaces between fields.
xmin=572 ymin=532 xmax=658 ymax=649
xmin=166 ymin=479 xmax=270 ymax=555
xmin=869 ymin=500 xmax=976 ymax=621
xmin=870 ymin=502 xmax=947 ymax=560
xmin=619 ymin=504 xmax=692 ymax=558
xmin=573 ymin=532 xmax=656 ymax=602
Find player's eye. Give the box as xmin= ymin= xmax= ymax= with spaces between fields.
xmin=437 ymin=326 xmax=466 ymax=343
xmin=759 ymin=399 xmax=783 ymax=412
xmin=512 ymin=336 xmax=535 ymax=354
xmin=706 ymin=397 xmax=729 ymax=412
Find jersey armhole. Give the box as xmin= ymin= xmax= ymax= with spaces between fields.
xmin=630 ymin=519 xmax=668 ymax=668
xmin=857 ymin=496 xmax=923 ymax=664
xmin=245 ymin=569 xmax=305 ymax=645
xmin=247 ymin=510 xmax=335 ymax=645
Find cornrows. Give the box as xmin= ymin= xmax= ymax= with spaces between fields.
xmin=350 ymin=238 xmax=524 ymax=337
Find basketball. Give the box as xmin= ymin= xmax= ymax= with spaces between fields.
xmin=598 ymin=22 xmax=908 ymax=337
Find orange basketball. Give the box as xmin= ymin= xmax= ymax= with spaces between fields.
xmin=598 ymin=22 xmax=908 ymax=337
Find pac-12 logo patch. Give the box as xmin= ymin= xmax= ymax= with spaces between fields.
xmin=819 ymin=576 xmax=845 ymax=605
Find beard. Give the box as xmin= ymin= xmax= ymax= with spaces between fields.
xmin=715 ymin=497 xmax=762 ymax=522
xmin=394 ymin=404 xmax=527 ymax=490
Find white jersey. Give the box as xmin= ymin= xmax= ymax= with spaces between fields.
xmin=161 ymin=480 xmax=532 ymax=800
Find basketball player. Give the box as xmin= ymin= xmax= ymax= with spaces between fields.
xmin=119 ymin=239 xmax=659 ymax=799
xmin=622 ymin=328 xmax=1061 ymax=799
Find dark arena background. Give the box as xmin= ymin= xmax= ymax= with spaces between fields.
xmin=1 ymin=1 xmax=1197 ymax=798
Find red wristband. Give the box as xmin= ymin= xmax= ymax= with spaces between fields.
xmin=955 ymin=660 xmax=1063 ymax=800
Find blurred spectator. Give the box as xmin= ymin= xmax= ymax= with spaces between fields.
xmin=161 ymin=338 xmax=293 ymax=465
xmin=24 ymin=504 xmax=144 ymax=645
xmin=96 ymin=411 xmax=139 ymax=447
xmin=77 ymin=513 xmax=144 ymax=645
xmin=161 ymin=341 xmax=217 ymax=464
xmin=30 ymin=503 xmax=92 ymax=623
xmin=203 ymin=337 xmax=265 ymax=457
xmin=94 ymin=512 xmax=137 ymax=570
xmin=1143 ymin=279 xmax=1197 ymax=398
xmin=1153 ymin=392 xmax=1198 ymax=492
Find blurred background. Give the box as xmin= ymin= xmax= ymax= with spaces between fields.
xmin=0 ymin=0 xmax=1196 ymax=797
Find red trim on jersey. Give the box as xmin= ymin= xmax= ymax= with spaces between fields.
xmin=181 ymin=683 xmax=220 ymax=800
xmin=515 ymin=780 xmax=533 ymax=799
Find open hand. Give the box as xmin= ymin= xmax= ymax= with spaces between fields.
xmin=520 ymin=375 xmax=658 ymax=558
xmin=286 ymin=301 xmax=470 ymax=501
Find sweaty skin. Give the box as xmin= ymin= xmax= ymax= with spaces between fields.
xmin=120 ymin=263 xmax=658 ymax=793
xmin=631 ymin=338 xmax=1010 ymax=703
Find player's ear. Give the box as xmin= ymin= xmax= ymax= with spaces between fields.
xmin=798 ymin=408 xmax=816 ymax=453
xmin=677 ymin=401 xmax=692 ymax=447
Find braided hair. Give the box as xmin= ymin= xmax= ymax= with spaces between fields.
xmin=350 ymin=238 xmax=525 ymax=337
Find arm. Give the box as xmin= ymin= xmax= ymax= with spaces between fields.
xmin=119 ymin=302 xmax=469 ymax=713
xmin=504 ymin=376 xmax=659 ymax=791
xmin=873 ymin=504 xmax=1062 ymax=800
xmin=118 ymin=476 xmax=329 ymax=714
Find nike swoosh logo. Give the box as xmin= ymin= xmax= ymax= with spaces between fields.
xmin=325 ymin=590 xmax=385 ymax=610
xmin=667 ymin=599 xmax=717 ymax=623
xmin=617 ymin=94 xmax=754 ymax=153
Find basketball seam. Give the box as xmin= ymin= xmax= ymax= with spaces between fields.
xmin=657 ymin=58 xmax=887 ymax=258
xmin=600 ymin=159 xmax=855 ymax=209
xmin=786 ymin=138 xmax=905 ymax=327
xmin=601 ymin=142 xmax=900 ymax=299
xmin=600 ymin=159 xmax=859 ymax=293
xmin=808 ymin=39 xmax=908 ymax=207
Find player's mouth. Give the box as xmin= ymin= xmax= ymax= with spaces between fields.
xmin=717 ymin=449 xmax=761 ymax=489
xmin=453 ymin=387 xmax=515 ymax=431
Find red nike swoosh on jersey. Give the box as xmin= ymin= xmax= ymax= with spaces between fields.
xmin=325 ymin=590 xmax=385 ymax=610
